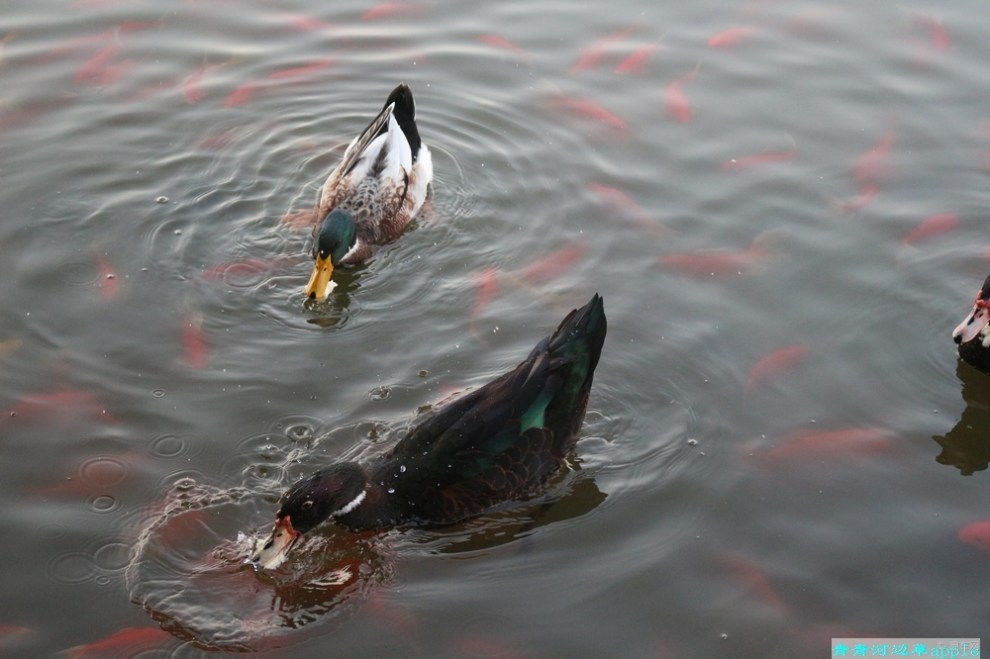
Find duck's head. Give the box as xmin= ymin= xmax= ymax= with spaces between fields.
xmin=305 ymin=210 xmax=358 ymax=302
xmin=250 ymin=463 xmax=368 ymax=569
xmin=953 ymin=275 xmax=990 ymax=349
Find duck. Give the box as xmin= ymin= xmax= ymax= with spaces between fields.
xmin=953 ymin=275 xmax=990 ymax=375
xmin=250 ymin=294 xmax=607 ymax=569
xmin=305 ymin=83 xmax=433 ymax=302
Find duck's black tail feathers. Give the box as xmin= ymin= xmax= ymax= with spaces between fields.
xmin=382 ymin=83 xmax=422 ymax=160
xmin=537 ymin=293 xmax=607 ymax=446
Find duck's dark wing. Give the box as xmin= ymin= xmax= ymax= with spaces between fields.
xmin=382 ymin=294 xmax=607 ymax=522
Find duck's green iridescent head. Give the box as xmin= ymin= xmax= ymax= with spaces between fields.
xmin=306 ymin=210 xmax=357 ymax=302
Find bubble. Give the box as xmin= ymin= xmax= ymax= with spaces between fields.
xmin=79 ymin=456 xmax=129 ymax=488
xmin=49 ymin=552 xmax=97 ymax=584
xmin=93 ymin=541 xmax=133 ymax=573
xmin=151 ymin=434 xmax=187 ymax=458
xmin=286 ymin=423 xmax=315 ymax=443
xmin=89 ymin=495 xmax=118 ymax=513
xmin=152 ymin=389 xmax=166 ymax=398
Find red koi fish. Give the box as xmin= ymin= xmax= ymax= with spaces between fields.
xmin=469 ymin=268 xmax=500 ymax=337
xmin=661 ymin=232 xmax=773 ymax=278
xmin=181 ymin=312 xmax=207 ymax=369
xmin=268 ymin=58 xmax=335 ymax=80
xmin=717 ymin=552 xmax=788 ymax=615
xmin=585 ymin=182 xmax=662 ymax=232
xmin=2 ymin=389 xmax=114 ymax=424
xmin=570 ymin=23 xmax=641 ymax=73
xmin=762 ymin=427 xmax=893 ymax=462
xmin=367 ymin=593 xmax=418 ymax=644
xmin=201 ymin=258 xmax=277 ymax=282
xmin=838 ymin=183 xmax=878 ymax=213
xmin=720 ymin=149 xmax=796 ymax=171
xmin=182 ymin=64 xmax=208 ymax=103
xmin=518 ymin=241 xmax=588 ymax=284
xmin=361 ymin=2 xmax=424 ymax=21
xmin=901 ymin=212 xmax=959 ymax=246
xmin=224 ymin=81 xmax=258 ymax=108
xmin=63 ymin=626 xmax=172 ymax=658
xmin=282 ymin=12 xmax=335 ymax=32
xmin=662 ymin=249 xmax=757 ymax=277
xmin=853 ymin=130 xmax=896 ymax=186
xmin=74 ymin=42 xmax=122 ymax=84
xmin=92 ymin=248 xmax=120 ymax=301
xmin=912 ymin=14 xmax=952 ymax=52
xmin=707 ymin=26 xmax=758 ymax=48
xmin=449 ymin=636 xmax=524 ymax=659
xmin=31 ymin=453 xmax=142 ymax=499
xmin=959 ymin=520 xmax=990 ymax=554
xmin=554 ymin=94 xmax=627 ymax=137
xmin=477 ymin=34 xmax=531 ymax=61
xmin=614 ymin=43 xmax=662 ymax=74
xmin=745 ymin=345 xmax=809 ymax=393
xmin=664 ymin=69 xmax=696 ymax=124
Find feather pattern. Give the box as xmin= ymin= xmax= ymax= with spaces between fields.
xmin=317 ymin=84 xmax=432 ymax=262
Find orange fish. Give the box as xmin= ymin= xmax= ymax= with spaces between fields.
xmin=959 ymin=520 xmax=990 ymax=554
xmin=367 ymin=593 xmax=418 ymax=644
xmin=282 ymin=12 xmax=335 ymax=32
xmin=912 ymin=14 xmax=952 ymax=52
xmin=181 ymin=312 xmax=207 ymax=369
xmin=900 ymin=212 xmax=959 ymax=245
xmin=585 ymin=182 xmax=662 ymax=232
xmin=720 ymin=149 xmax=796 ymax=171
xmin=853 ymin=130 xmax=896 ymax=185
xmin=449 ymin=636 xmax=523 ymax=659
xmin=661 ymin=233 xmax=771 ymax=278
xmin=707 ymin=26 xmax=758 ymax=48
xmin=614 ymin=43 xmax=662 ymax=74
xmin=361 ymin=2 xmax=423 ymax=21
xmin=477 ymin=34 xmax=531 ymax=61
xmin=74 ymin=42 xmax=122 ymax=84
xmin=182 ymin=64 xmax=207 ymax=103
xmin=554 ymin=94 xmax=627 ymax=137
xmin=2 ymin=389 xmax=114 ymax=424
xmin=664 ymin=70 xmax=696 ymax=124
xmin=717 ymin=552 xmax=788 ymax=615
xmin=201 ymin=258 xmax=276 ymax=282
xmin=63 ymin=626 xmax=172 ymax=658
xmin=224 ymin=81 xmax=258 ymax=108
xmin=518 ymin=241 xmax=588 ymax=284
xmin=839 ymin=182 xmax=878 ymax=213
xmin=745 ymin=345 xmax=809 ymax=393
xmin=570 ymin=23 xmax=641 ymax=73
xmin=762 ymin=427 xmax=893 ymax=462
xmin=31 ymin=453 xmax=142 ymax=499
xmin=469 ymin=268 xmax=500 ymax=336
xmin=267 ymin=58 xmax=335 ymax=80
xmin=92 ymin=248 xmax=120 ymax=301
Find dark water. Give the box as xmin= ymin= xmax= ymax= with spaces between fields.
xmin=2 ymin=0 xmax=990 ymax=656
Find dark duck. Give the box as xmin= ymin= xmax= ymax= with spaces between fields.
xmin=953 ymin=275 xmax=990 ymax=375
xmin=251 ymin=294 xmax=607 ymax=569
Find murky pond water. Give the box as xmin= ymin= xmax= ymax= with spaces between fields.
xmin=2 ymin=0 xmax=989 ymax=656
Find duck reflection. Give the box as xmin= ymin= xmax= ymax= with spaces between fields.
xmin=933 ymin=360 xmax=990 ymax=475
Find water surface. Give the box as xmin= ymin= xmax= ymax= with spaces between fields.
xmin=1 ymin=0 xmax=989 ymax=656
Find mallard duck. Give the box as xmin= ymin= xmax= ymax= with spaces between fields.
xmin=305 ymin=83 xmax=433 ymax=302
xmin=251 ymin=294 xmax=607 ymax=569
xmin=953 ymin=275 xmax=990 ymax=374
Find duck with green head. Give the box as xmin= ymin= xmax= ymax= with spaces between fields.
xmin=305 ymin=83 xmax=433 ymax=302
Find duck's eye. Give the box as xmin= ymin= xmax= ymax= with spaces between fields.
xmin=301 ymin=500 xmax=314 ymax=510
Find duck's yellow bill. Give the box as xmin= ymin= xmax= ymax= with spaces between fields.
xmin=305 ymin=256 xmax=334 ymax=302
